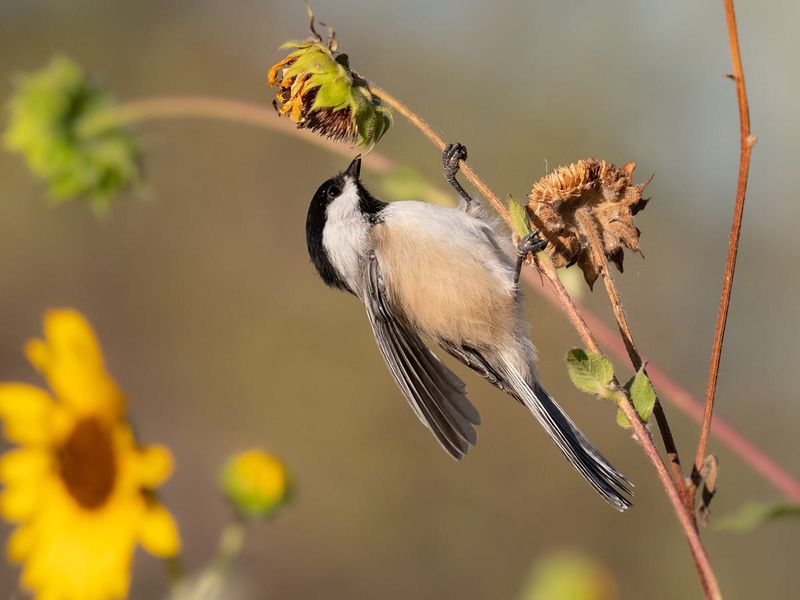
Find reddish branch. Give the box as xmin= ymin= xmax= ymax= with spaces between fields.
xmin=574 ymin=210 xmax=691 ymax=507
xmin=533 ymin=257 xmax=721 ymax=599
xmin=691 ymin=0 xmax=757 ymax=500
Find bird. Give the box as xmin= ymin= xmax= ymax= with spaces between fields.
xmin=305 ymin=143 xmax=633 ymax=510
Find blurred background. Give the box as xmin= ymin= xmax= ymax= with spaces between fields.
xmin=1 ymin=0 xmax=798 ymax=598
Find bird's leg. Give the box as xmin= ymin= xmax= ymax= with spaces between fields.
xmin=514 ymin=229 xmax=548 ymax=284
xmin=442 ymin=143 xmax=474 ymax=209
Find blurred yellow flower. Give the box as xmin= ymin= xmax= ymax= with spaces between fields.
xmin=0 ymin=309 xmax=180 ymax=600
xmin=221 ymin=449 xmax=290 ymax=518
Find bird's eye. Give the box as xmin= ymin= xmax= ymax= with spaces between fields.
xmin=326 ymin=185 xmax=341 ymax=199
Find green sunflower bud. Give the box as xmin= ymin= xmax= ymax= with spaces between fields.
xmin=267 ymin=25 xmax=392 ymax=150
xmin=220 ymin=449 xmax=291 ymax=519
xmin=4 ymin=56 xmax=139 ymax=210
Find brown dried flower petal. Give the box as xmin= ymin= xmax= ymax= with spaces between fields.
xmin=528 ymin=159 xmax=650 ymax=288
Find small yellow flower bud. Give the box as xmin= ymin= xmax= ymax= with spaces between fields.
xmin=220 ymin=449 xmax=290 ymax=518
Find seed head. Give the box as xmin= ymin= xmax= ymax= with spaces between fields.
xmin=267 ymin=19 xmax=391 ymax=150
xmin=528 ymin=159 xmax=650 ymax=288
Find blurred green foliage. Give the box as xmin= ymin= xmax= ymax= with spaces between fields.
xmin=4 ymin=56 xmax=138 ymax=210
xmin=519 ymin=551 xmax=617 ymax=600
xmin=719 ymin=501 xmax=800 ymax=533
xmin=380 ymin=165 xmax=452 ymax=205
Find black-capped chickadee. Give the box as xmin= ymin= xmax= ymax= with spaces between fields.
xmin=305 ymin=143 xmax=632 ymax=510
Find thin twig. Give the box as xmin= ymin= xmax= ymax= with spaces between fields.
xmin=692 ymin=0 xmax=756 ymax=499
xmin=535 ymin=255 xmax=720 ymax=599
xmin=533 ymin=269 xmax=800 ymax=503
xmin=369 ymin=85 xmax=511 ymax=223
xmin=615 ymin=395 xmax=721 ymax=600
xmin=98 ymin=94 xmax=799 ymax=503
xmin=575 ymin=210 xmax=691 ymax=508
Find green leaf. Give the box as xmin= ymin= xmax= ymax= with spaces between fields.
xmin=565 ymin=348 xmax=614 ymax=398
xmin=718 ymin=501 xmax=800 ymax=533
xmin=380 ymin=166 xmax=451 ymax=206
xmin=508 ymin=195 xmax=531 ymax=237
xmin=616 ymin=366 xmax=656 ymax=428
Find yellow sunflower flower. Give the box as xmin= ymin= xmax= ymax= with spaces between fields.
xmin=0 ymin=309 xmax=180 ymax=600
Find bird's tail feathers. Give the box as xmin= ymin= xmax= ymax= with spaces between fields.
xmin=500 ymin=355 xmax=633 ymax=511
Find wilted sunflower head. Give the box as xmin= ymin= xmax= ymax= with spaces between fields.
xmin=267 ymin=16 xmax=391 ymax=150
xmin=528 ymin=159 xmax=650 ymax=288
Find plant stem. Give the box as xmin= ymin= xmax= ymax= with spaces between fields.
xmin=164 ymin=555 xmax=186 ymax=590
xmin=85 ymin=96 xmax=396 ymax=173
xmin=615 ymin=394 xmax=721 ymax=600
xmin=522 ymin=265 xmax=800 ymax=502
xmin=178 ymin=517 xmax=247 ymax=600
xmin=574 ymin=210 xmax=691 ymax=508
xmin=692 ymin=0 xmax=756 ymax=500
xmin=536 ymin=255 xmax=720 ymax=598
xmin=89 ymin=93 xmax=798 ymax=503
xmin=369 ymin=85 xmax=511 ymax=222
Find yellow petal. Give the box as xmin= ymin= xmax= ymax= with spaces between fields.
xmin=134 ymin=445 xmax=173 ymax=489
xmin=27 ymin=309 xmax=125 ymax=418
xmin=0 ymin=482 xmax=41 ymax=521
xmin=6 ymin=523 xmax=34 ymax=562
xmin=0 ymin=383 xmax=56 ymax=445
xmin=139 ymin=503 xmax=181 ymax=557
xmin=0 ymin=447 xmax=50 ymax=483
xmin=43 ymin=309 xmax=105 ymax=370
xmin=267 ymin=55 xmax=295 ymax=85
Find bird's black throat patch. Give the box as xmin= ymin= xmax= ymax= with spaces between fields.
xmin=305 ymin=175 xmax=386 ymax=294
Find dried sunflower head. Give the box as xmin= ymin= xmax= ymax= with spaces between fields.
xmin=267 ymin=28 xmax=392 ymax=149
xmin=528 ymin=159 xmax=650 ymax=288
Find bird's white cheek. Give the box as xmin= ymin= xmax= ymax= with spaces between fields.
xmin=323 ymin=220 xmax=370 ymax=290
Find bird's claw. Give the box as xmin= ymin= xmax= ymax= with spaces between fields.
xmin=517 ymin=228 xmax=548 ymax=258
xmin=443 ymin=143 xmax=468 ymax=181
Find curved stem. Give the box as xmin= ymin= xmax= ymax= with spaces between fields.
xmin=369 ymin=85 xmax=511 ymax=222
xmin=84 ymin=96 xmax=395 ymax=174
xmin=692 ymin=0 xmax=756 ymax=500
xmin=575 ymin=211 xmax=691 ymax=509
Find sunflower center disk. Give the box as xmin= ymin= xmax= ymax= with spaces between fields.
xmin=57 ymin=417 xmax=117 ymax=509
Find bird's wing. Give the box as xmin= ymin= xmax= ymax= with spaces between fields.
xmin=362 ymin=253 xmax=481 ymax=460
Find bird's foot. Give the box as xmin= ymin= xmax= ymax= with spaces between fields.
xmin=514 ymin=229 xmax=548 ymax=284
xmin=443 ymin=142 xmax=468 ymax=183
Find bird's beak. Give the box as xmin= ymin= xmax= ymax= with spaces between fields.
xmin=345 ymin=155 xmax=362 ymax=180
